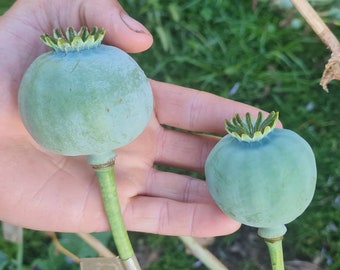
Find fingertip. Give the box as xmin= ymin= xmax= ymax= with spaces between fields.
xmin=81 ymin=1 xmax=153 ymax=53
xmin=228 ymin=218 xmax=242 ymax=234
xmin=120 ymin=12 xmax=150 ymax=36
xmin=103 ymin=10 xmax=153 ymax=53
xmin=193 ymin=210 xmax=242 ymax=237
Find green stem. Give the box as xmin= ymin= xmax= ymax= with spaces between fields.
xmin=264 ymin=238 xmax=285 ymax=270
xmin=93 ymin=163 xmax=140 ymax=269
xmin=16 ymin=238 xmax=23 ymax=270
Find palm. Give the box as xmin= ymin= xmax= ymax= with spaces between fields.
xmin=0 ymin=0 xmax=264 ymax=236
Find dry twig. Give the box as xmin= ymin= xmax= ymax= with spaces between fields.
xmin=46 ymin=232 xmax=81 ymax=264
xmin=77 ymin=232 xmax=115 ymax=258
xmin=179 ymin=236 xmax=229 ymax=270
xmin=46 ymin=232 xmax=116 ymax=264
xmin=290 ymin=0 xmax=340 ymax=91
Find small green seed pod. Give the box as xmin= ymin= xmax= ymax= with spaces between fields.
xmin=205 ymin=112 xmax=317 ymax=239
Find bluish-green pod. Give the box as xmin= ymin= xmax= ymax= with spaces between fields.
xmin=18 ymin=27 xmax=153 ymax=156
xmin=205 ymin=112 xmax=317 ymax=238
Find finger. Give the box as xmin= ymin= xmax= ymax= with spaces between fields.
xmin=154 ymin=127 xmax=218 ymax=171
xmin=151 ymin=80 xmax=268 ymax=134
xmin=143 ymin=169 xmax=214 ymax=204
xmin=122 ymin=168 xmax=241 ymax=237
xmin=123 ymin=196 xmax=240 ymax=237
xmin=76 ymin=0 xmax=153 ymax=53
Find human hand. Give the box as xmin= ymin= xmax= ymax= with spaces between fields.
xmin=0 ymin=0 xmax=264 ymax=237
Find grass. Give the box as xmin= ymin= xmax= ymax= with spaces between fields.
xmin=1 ymin=0 xmax=340 ymax=269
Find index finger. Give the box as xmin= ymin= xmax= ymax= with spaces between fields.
xmin=151 ymin=80 xmax=265 ymax=134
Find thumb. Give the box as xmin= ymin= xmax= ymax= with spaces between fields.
xmin=79 ymin=0 xmax=153 ymax=53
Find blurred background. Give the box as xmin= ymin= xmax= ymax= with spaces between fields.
xmin=1 ymin=0 xmax=340 ymax=269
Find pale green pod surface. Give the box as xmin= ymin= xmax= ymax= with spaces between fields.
xmin=18 ymin=44 xmax=153 ymax=156
xmin=205 ymin=113 xmax=317 ymax=231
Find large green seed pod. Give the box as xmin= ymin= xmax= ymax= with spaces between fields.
xmin=18 ymin=27 xmax=152 ymax=269
xmin=205 ymin=112 xmax=317 ymax=239
xmin=18 ymin=27 xmax=153 ymax=156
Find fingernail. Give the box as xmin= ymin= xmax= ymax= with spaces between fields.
xmin=120 ymin=13 xmax=150 ymax=34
